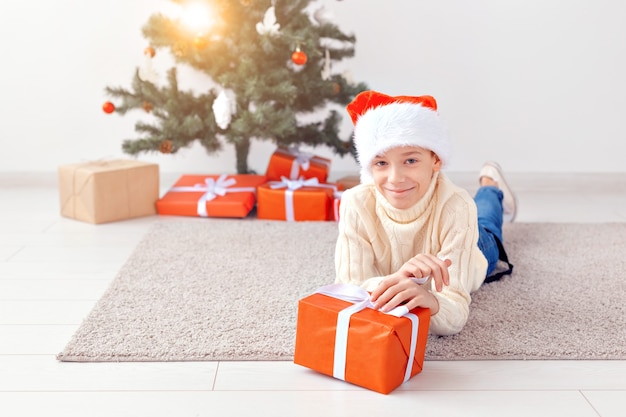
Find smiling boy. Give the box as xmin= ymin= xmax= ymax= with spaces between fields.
xmin=335 ymin=91 xmax=516 ymax=336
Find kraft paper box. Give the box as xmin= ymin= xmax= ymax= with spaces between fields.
xmin=156 ymin=174 xmax=267 ymax=218
xmin=256 ymin=178 xmax=336 ymax=221
xmin=265 ymin=146 xmax=331 ymax=182
xmin=58 ymin=159 xmax=159 ymax=224
xmin=294 ymin=284 xmax=430 ymax=394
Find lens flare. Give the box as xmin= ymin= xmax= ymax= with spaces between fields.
xmin=180 ymin=2 xmax=215 ymax=33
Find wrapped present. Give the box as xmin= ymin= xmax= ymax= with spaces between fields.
xmin=58 ymin=159 xmax=159 ymax=224
xmin=294 ymin=283 xmax=430 ymax=395
xmin=332 ymin=190 xmax=343 ymax=222
xmin=156 ymin=174 xmax=267 ymax=218
xmin=336 ymin=174 xmax=360 ymax=190
xmin=265 ymin=146 xmax=331 ymax=182
xmin=256 ymin=177 xmax=336 ymax=221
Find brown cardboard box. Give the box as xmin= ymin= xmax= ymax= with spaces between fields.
xmin=58 ymin=159 xmax=159 ymax=224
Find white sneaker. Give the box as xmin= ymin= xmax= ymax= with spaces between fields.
xmin=479 ymin=161 xmax=517 ymax=222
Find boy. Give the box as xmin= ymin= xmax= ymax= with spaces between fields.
xmin=335 ymin=91 xmax=516 ymax=336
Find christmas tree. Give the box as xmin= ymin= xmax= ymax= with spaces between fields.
xmin=105 ymin=0 xmax=368 ymax=174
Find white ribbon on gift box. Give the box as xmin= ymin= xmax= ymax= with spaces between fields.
xmin=269 ymin=176 xmax=337 ymax=221
xmin=315 ymin=283 xmax=419 ymax=383
xmin=288 ymin=146 xmax=313 ymax=178
xmin=169 ymin=174 xmax=257 ymax=217
xmin=332 ymin=190 xmax=343 ymax=222
xmin=276 ymin=146 xmax=331 ymax=179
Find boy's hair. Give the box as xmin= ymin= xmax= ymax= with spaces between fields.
xmin=347 ymin=91 xmax=450 ymax=184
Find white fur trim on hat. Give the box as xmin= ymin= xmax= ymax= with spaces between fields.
xmin=353 ymin=102 xmax=450 ymax=183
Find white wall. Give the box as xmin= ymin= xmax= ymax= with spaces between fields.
xmin=1 ymin=0 xmax=625 ymax=174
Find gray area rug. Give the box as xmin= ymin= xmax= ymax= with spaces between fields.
xmin=57 ymin=220 xmax=626 ymax=362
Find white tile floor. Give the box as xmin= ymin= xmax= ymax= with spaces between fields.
xmin=1 ymin=171 xmax=625 ymax=417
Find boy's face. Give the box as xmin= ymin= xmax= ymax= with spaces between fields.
xmin=370 ymin=145 xmax=442 ymax=210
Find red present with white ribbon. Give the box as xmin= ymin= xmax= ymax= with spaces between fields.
xmin=294 ymin=283 xmax=430 ymax=394
xmin=265 ymin=146 xmax=331 ymax=182
xmin=256 ymin=176 xmax=337 ymax=221
xmin=332 ymin=190 xmax=343 ymax=222
xmin=156 ymin=174 xmax=266 ymax=218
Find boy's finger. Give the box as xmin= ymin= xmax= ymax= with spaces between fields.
xmin=370 ymin=275 xmax=392 ymax=303
xmin=440 ymin=258 xmax=452 ymax=286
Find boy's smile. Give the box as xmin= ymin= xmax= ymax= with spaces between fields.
xmin=371 ymin=145 xmax=441 ymax=210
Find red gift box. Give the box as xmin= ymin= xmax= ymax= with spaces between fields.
xmin=256 ymin=177 xmax=337 ymax=221
xmin=294 ymin=284 xmax=430 ymax=394
xmin=156 ymin=174 xmax=266 ymax=218
xmin=265 ymin=146 xmax=331 ymax=182
xmin=332 ymin=190 xmax=343 ymax=222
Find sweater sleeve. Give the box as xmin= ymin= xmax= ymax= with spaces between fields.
xmin=334 ymin=186 xmax=382 ymax=285
xmin=428 ymin=193 xmax=487 ymax=336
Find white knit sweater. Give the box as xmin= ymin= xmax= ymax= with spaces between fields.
xmin=334 ymin=172 xmax=488 ymax=336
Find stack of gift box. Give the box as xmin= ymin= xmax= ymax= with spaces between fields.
xmin=156 ymin=145 xmax=351 ymax=221
xmin=57 ymin=146 xmax=359 ymax=224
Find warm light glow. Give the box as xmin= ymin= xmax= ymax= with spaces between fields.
xmin=162 ymin=1 xmax=215 ymax=33
xmin=181 ymin=2 xmax=215 ymax=33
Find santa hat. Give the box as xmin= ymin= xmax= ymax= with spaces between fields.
xmin=347 ymin=90 xmax=450 ymax=184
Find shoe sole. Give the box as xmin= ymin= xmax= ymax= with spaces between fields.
xmin=482 ymin=161 xmax=518 ymax=222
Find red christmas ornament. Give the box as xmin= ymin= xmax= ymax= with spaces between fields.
xmin=102 ymin=101 xmax=115 ymax=114
xmin=291 ymin=48 xmax=308 ymax=65
xmin=159 ymin=139 xmax=173 ymax=154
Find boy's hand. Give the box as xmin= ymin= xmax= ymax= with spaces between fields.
xmin=369 ymin=255 xmax=451 ymax=314
xmin=396 ymin=254 xmax=452 ymax=292
xmin=370 ymin=276 xmax=440 ymax=314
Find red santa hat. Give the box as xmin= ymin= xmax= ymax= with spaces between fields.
xmin=346 ymin=90 xmax=450 ymax=184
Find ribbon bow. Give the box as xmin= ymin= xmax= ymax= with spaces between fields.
xmin=280 ymin=146 xmax=316 ymax=178
xmin=270 ymin=176 xmax=320 ymax=191
xmin=200 ymin=175 xmax=237 ymax=200
xmin=288 ymin=145 xmax=314 ymax=172
xmin=315 ymin=283 xmax=419 ymax=383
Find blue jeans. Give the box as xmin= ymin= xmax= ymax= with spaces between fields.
xmin=474 ymin=186 xmax=504 ymax=276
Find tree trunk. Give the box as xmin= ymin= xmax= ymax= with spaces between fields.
xmin=234 ymin=138 xmax=251 ymax=174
